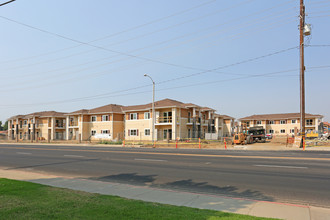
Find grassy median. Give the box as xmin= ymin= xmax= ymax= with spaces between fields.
xmin=0 ymin=178 xmax=272 ymax=220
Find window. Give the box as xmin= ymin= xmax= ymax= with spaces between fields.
xmin=280 ymin=120 xmax=286 ymax=124
xmin=23 ymin=120 xmax=27 ymax=126
xmin=91 ymin=130 xmax=96 ymax=136
xmin=246 ymin=121 xmax=250 ymax=127
xmin=129 ymin=129 xmax=138 ymax=136
xmin=144 ymin=129 xmax=150 ymax=136
xmin=306 ymin=119 xmax=313 ymax=125
xmin=91 ymin=116 xmax=97 ymax=122
xmin=102 ymin=115 xmax=109 ymax=121
xmin=280 ymin=129 xmax=286 ymax=133
xmin=269 ymin=130 xmax=274 ymax=134
xmin=290 ymin=129 xmax=295 ymax=133
xmin=101 ymin=130 xmax=110 ymax=134
xmin=130 ymin=113 xmax=137 ymax=120
xmin=291 ymin=119 xmax=296 ymax=124
xmin=268 ymin=121 xmax=274 ymax=124
xmin=144 ymin=112 xmax=150 ymax=119
xmin=256 ymin=121 xmax=262 ymax=125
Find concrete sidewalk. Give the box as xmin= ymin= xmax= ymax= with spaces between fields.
xmin=1 ymin=168 xmax=330 ymax=220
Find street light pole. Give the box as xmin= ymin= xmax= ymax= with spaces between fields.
xmin=144 ymin=74 xmax=155 ymax=147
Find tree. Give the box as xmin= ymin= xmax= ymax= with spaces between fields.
xmin=3 ymin=121 xmax=8 ymax=131
xmin=0 ymin=121 xmax=2 ymax=131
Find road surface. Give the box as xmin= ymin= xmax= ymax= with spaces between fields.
xmin=0 ymin=144 xmax=330 ymax=208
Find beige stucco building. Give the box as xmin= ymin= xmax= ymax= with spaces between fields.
xmin=239 ymin=113 xmax=323 ymax=136
xmin=7 ymin=98 xmax=234 ymax=142
xmin=8 ymin=111 xmax=66 ymax=141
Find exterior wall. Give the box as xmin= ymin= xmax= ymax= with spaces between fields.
xmin=223 ymin=119 xmax=233 ymax=137
xmin=125 ymin=118 xmax=151 ymax=141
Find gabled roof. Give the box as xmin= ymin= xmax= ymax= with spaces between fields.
xmin=89 ymin=104 xmax=123 ymax=114
xmin=122 ymin=98 xmax=189 ymax=112
xmin=66 ymin=109 xmax=90 ymax=115
xmin=8 ymin=111 xmax=66 ymax=120
xmin=66 ymin=104 xmax=124 ymax=115
xmin=214 ymin=114 xmax=235 ymax=120
xmin=239 ymin=113 xmax=323 ymax=121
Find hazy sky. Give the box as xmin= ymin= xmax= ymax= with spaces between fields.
xmin=0 ymin=0 xmax=329 ymax=122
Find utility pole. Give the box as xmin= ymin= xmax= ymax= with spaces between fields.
xmin=299 ymin=0 xmax=305 ymax=149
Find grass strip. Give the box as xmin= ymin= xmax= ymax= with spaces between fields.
xmin=0 ymin=178 xmax=273 ymax=220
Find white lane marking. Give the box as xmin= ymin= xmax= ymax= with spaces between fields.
xmin=254 ymin=164 xmax=308 ymax=169
xmin=134 ymin=158 xmax=167 ymax=162
xmin=17 ymin=152 xmax=32 ymax=155
xmin=64 ymin=155 xmax=84 ymax=158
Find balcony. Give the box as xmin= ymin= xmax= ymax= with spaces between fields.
xmin=69 ymin=121 xmax=78 ymax=127
xmin=156 ymin=116 xmax=172 ymax=124
xmin=55 ymin=123 xmax=66 ymax=129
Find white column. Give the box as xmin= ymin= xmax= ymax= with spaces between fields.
xmin=172 ymin=108 xmax=177 ymax=140
xmin=51 ymin=117 xmax=55 ymax=140
xmin=111 ymin=113 xmax=114 ymax=140
xmin=215 ymin=117 xmax=219 ymax=138
xmin=66 ymin=116 xmax=69 ymax=140
xmin=80 ymin=115 xmax=83 ymax=141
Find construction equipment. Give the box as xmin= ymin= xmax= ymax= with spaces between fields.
xmin=232 ymin=123 xmax=253 ymax=145
xmin=249 ymin=126 xmax=266 ymax=143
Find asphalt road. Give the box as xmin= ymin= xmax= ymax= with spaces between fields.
xmin=1 ymin=144 xmax=330 ymax=208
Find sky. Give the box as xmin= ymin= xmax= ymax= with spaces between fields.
xmin=0 ymin=0 xmax=329 ymax=122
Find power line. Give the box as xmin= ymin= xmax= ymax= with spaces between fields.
xmin=0 ymin=0 xmax=217 ymax=64
xmin=0 ymin=0 xmax=15 ymax=7
xmin=157 ymin=46 xmax=298 ymax=85
xmin=1 ymin=6 xmax=298 ymax=86
xmin=2 ymin=65 xmax=329 ymax=109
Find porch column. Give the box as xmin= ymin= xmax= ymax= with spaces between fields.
xmin=66 ymin=116 xmax=69 ymax=140
xmin=8 ymin=120 xmax=11 ymax=139
xmin=172 ymin=108 xmax=177 ymax=140
xmin=51 ymin=117 xmax=55 ymax=140
xmin=80 ymin=115 xmax=83 ymax=141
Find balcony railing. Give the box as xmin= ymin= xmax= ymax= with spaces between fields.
xmin=69 ymin=121 xmax=78 ymax=127
xmin=156 ymin=116 xmax=172 ymax=124
xmin=55 ymin=122 xmax=66 ymax=128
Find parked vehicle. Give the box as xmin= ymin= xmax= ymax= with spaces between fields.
xmin=266 ymin=133 xmax=273 ymax=139
xmin=248 ymin=126 xmax=266 ymax=143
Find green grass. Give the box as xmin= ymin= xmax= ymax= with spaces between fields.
xmin=0 ymin=178 xmax=273 ymax=220
xmin=98 ymin=140 xmax=123 ymax=145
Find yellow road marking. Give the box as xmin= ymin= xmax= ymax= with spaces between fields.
xmin=0 ymin=146 xmax=330 ymax=161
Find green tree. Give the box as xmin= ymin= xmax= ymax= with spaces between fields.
xmin=0 ymin=121 xmax=2 ymax=131
xmin=3 ymin=121 xmax=8 ymax=131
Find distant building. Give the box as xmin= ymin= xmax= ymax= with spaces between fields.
xmin=239 ymin=113 xmax=323 ymax=135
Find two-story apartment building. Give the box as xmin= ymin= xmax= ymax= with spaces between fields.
xmin=8 ymin=111 xmax=67 ymax=141
xmin=122 ymin=99 xmax=223 ymax=141
xmin=239 ymin=113 xmax=323 ymax=136
xmin=7 ymin=98 xmax=233 ymax=142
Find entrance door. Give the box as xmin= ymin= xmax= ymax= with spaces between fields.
xmin=163 ymin=129 xmax=172 ymax=140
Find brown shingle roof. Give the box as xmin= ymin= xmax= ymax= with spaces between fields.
xmin=239 ymin=113 xmax=323 ymax=121
xmin=66 ymin=104 xmax=124 ymax=115
xmin=122 ymin=98 xmax=188 ymax=112
xmin=8 ymin=111 xmax=66 ymax=120
xmin=214 ymin=114 xmax=235 ymax=119
xmin=89 ymin=104 xmax=123 ymax=114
